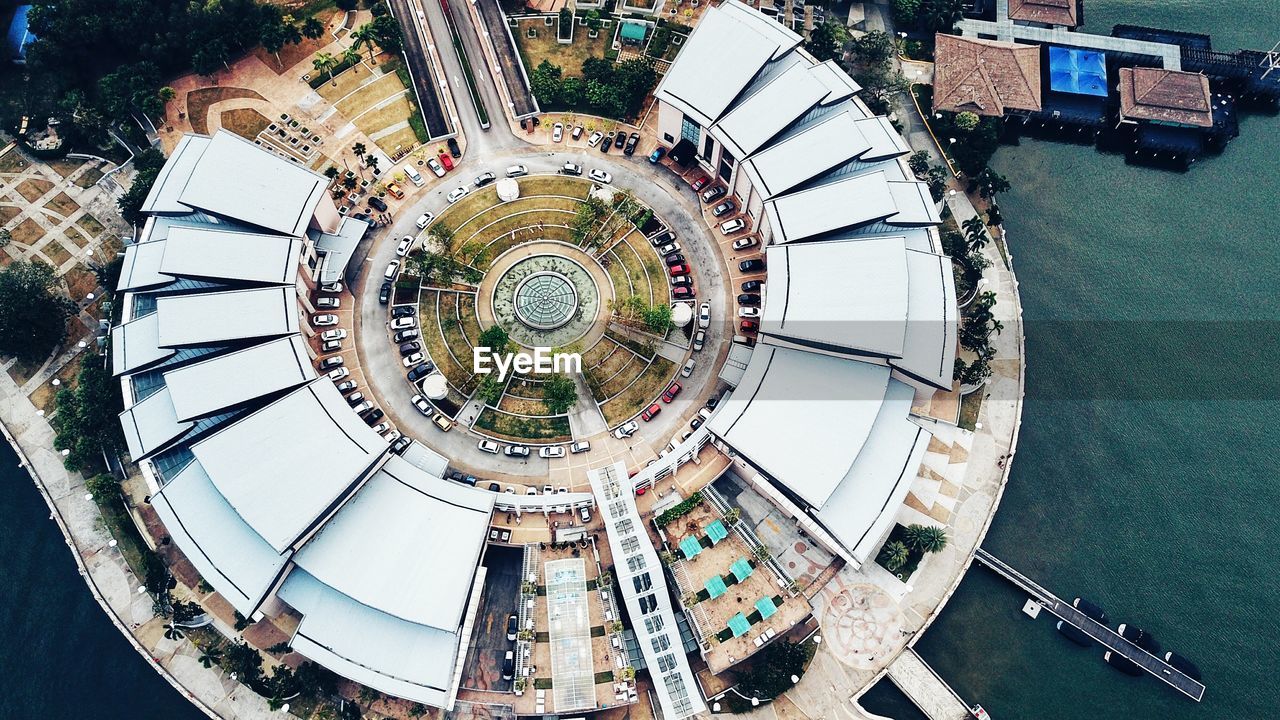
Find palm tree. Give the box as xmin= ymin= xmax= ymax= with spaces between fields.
xmin=351 ymin=23 xmax=379 ymax=65
xmin=879 ymin=541 xmax=910 ymax=572
xmin=198 ymin=645 xmax=224 ymax=668
xmin=352 ymin=142 xmax=367 ymax=160
xmin=312 ymin=52 xmax=337 ymax=85
xmin=163 ymin=623 xmax=185 ymax=641
xmin=903 ymin=524 xmax=949 ymax=554
xmin=302 ymin=17 xmax=326 ymax=40
xmin=341 ymin=45 xmax=361 ymax=70
xmin=920 ymin=0 xmax=964 ymax=32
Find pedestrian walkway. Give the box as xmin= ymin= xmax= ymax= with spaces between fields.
xmin=886 ymin=648 xmax=974 ymax=720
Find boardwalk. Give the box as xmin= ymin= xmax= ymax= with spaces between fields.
xmin=885 ymin=648 xmax=974 ymax=720
xmin=973 ymin=548 xmax=1206 ymax=702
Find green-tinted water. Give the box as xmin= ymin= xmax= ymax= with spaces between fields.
xmin=888 ymin=3 xmax=1280 ymax=719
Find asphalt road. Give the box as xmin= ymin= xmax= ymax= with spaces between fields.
xmin=474 ymin=0 xmax=536 ymax=116
xmin=387 ymin=0 xmax=451 ymax=137
xmin=461 ymin=545 xmax=523 ymax=691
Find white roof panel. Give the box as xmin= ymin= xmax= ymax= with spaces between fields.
xmin=112 ymin=312 xmax=175 ymax=375
xmin=191 ymin=381 xmax=386 ymax=552
xmin=855 ymin=116 xmax=912 ymax=161
xmin=715 ymin=63 xmax=829 ymax=157
xmin=279 ymin=568 xmax=458 ymax=707
xmin=398 ymin=441 xmax=451 ymax=478
xmin=294 ymin=456 xmax=493 ymax=631
xmin=178 ymin=131 xmax=327 ymax=236
xmin=808 ymin=60 xmax=862 ymax=102
xmin=141 ymin=134 xmax=212 ymax=214
xmin=765 ymin=171 xmax=898 ymax=243
xmin=160 ymin=226 xmax=302 ymax=285
xmin=886 ymin=181 xmax=942 ymax=226
xmin=151 ymin=459 xmax=288 ymax=615
xmin=119 ymin=386 xmax=194 ymax=460
xmin=164 ymin=335 xmax=316 ymax=421
xmin=707 ymin=346 xmax=892 ymax=507
xmin=118 ymin=240 xmax=172 ymax=291
xmin=742 ymin=108 xmax=873 ymax=199
xmin=894 ymin=250 xmax=957 ymax=389
xmin=155 ymin=286 xmax=299 ymax=347
xmin=761 ymin=237 xmax=909 ymax=357
xmin=312 ymin=216 xmax=368 ymax=284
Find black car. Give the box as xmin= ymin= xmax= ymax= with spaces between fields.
xmin=664 ymin=253 xmax=686 ymax=266
xmin=701 ymin=185 xmax=726 ymax=203
xmin=614 ymin=130 xmax=627 ymax=149
xmin=352 ymin=212 xmax=372 ymax=222
xmin=488 ymin=482 xmax=501 ymax=493
xmin=390 ymin=436 xmax=412 ymax=455
xmin=447 ymin=137 xmax=461 ymax=158
xmin=393 ymin=328 xmax=419 ymax=343
xmin=741 ymin=279 xmax=762 ymax=292
xmin=407 ymin=361 xmax=436 ymax=381
xmin=649 ymin=230 xmax=675 ymax=247
xmin=690 ymin=416 xmax=703 ymax=430
xmin=399 ymin=341 xmax=421 ymax=356
xmin=378 ymin=282 xmax=391 ymax=304
xmin=601 ymin=135 xmax=613 ymax=153
xmin=368 ymin=196 xmax=388 ymax=212
xmin=391 ymin=305 xmax=416 ymax=318
xmin=738 ymin=293 xmax=761 ymax=305
xmin=363 ymin=408 xmax=384 ymax=425
xmin=739 ymin=258 xmax=766 ymax=272
xmin=624 ymin=132 xmax=640 ymax=155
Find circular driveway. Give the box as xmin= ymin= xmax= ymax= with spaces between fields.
xmin=354 ymin=147 xmax=733 ymax=483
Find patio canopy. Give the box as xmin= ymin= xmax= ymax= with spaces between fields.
xmin=730 ymin=557 xmax=754 ymax=582
xmin=728 ymin=612 xmax=751 ymax=638
xmin=705 ymin=520 xmax=728 ymax=545
xmin=705 ymin=575 xmax=727 ymax=600
xmin=679 ymin=535 xmax=703 ymax=559
xmin=755 ymin=596 xmax=778 ymax=620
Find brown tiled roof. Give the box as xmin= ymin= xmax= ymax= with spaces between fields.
xmin=1008 ymin=0 xmax=1081 ymax=27
xmin=932 ymin=34 xmax=1042 ymax=117
xmin=1118 ymin=67 xmax=1214 ymax=128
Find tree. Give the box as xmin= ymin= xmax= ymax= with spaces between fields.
xmin=954 ymin=110 xmax=980 ymax=131
xmin=260 ymin=14 xmax=290 ymax=63
xmin=336 ymin=0 xmax=358 ymax=9
xmin=962 ymin=216 xmax=988 ymax=250
xmin=805 ymin=21 xmax=846 ymax=62
xmin=892 ymin=0 xmax=922 ymax=27
xmin=920 ymin=0 xmax=964 ymax=33
xmin=878 ymin=540 xmax=910 ymax=571
xmin=352 ymin=141 xmax=367 ymax=161
xmin=476 ymin=373 xmax=505 ymax=406
xmin=542 ymin=374 xmax=578 ymax=414
xmin=478 ymin=325 xmax=510 ymax=352
xmin=926 ymin=165 xmax=950 ymax=202
xmin=530 ymin=60 xmax=563 ymax=106
xmin=50 ymin=355 xmax=127 ymax=472
xmin=117 ymin=147 xmax=167 ymax=226
xmin=908 ymin=150 xmax=931 ymax=178
xmin=312 ymin=52 xmax=338 ymax=86
xmin=86 ymin=474 xmax=119 ymax=499
xmin=641 ymin=303 xmax=672 ymax=334
xmin=221 ymin=642 xmax=263 ymax=686
xmin=973 ymin=166 xmax=1010 ymax=200
xmin=156 ymin=86 xmax=176 ymax=118
xmin=851 ymin=30 xmax=895 ymax=66
xmin=585 ymin=10 xmax=602 ymax=31
xmin=612 ymin=57 xmax=657 ymax=118
xmin=198 ymin=645 xmax=224 ymax=668
xmin=302 ymin=17 xmax=326 ymax=40
xmin=351 ymin=23 xmax=380 ymax=65
xmin=0 ymin=261 xmax=74 ymax=364
xmin=191 ymin=39 xmax=230 ymax=76
xmin=427 ymin=220 xmax=455 ymax=250
xmin=0 ymin=228 xmax=11 ymax=248
xmin=324 ymin=166 xmax=340 ymax=181
xmin=371 ymin=13 xmax=404 ymax=55
xmin=737 ymin=641 xmax=811 ymax=700
xmin=904 ymin=524 xmax=948 ymax=553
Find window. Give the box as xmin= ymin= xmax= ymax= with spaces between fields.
xmin=718 ymin=148 xmax=736 ymax=183
xmin=651 ymin=633 xmax=671 ymax=653
xmin=681 ymin=114 xmax=701 ymax=146
xmin=620 ymin=536 xmax=641 ymax=554
xmin=644 ymin=615 xmax=665 ymax=634
xmin=702 ymin=134 xmax=714 ymax=162
xmin=626 ymin=554 xmax=647 ymax=573
xmin=639 ymin=593 xmax=658 ymax=614
xmin=664 ymin=672 xmax=694 ymax=715
xmin=632 ymin=573 xmax=652 ymax=593
xmin=609 ymin=500 xmax=628 ymax=517
xmin=615 ymin=517 xmax=635 ymax=535
xmin=657 ymin=652 xmax=678 ymax=673
xmin=663 ymin=132 xmax=675 ymax=143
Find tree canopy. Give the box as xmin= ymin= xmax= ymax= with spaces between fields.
xmin=51 ymin=354 xmax=127 ymax=472
xmin=117 ymin=147 xmax=167 ymax=226
xmin=528 ymin=56 xmax=656 ymax=120
xmin=805 ymin=21 xmax=848 ymax=62
xmin=0 ymin=261 xmax=75 ymax=363
xmin=541 ymin=374 xmax=578 ymax=414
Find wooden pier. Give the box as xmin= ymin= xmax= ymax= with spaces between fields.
xmin=973 ymin=548 xmax=1205 ymax=702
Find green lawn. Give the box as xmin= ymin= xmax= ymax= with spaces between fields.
xmin=599 ymin=357 xmax=675 ymax=424
xmin=476 ymin=408 xmax=572 ymax=442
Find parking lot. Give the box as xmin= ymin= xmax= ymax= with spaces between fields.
xmin=460 ymin=545 xmax=523 ymax=691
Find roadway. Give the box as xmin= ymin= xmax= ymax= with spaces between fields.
xmin=386 ymin=0 xmax=452 ymax=137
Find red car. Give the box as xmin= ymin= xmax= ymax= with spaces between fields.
xmin=672 ymin=285 xmax=695 ymax=299
xmin=740 ymin=320 xmax=759 ymax=332
xmin=688 ymin=174 xmax=709 ymax=192
xmin=438 ymin=151 xmax=454 ymax=171
xmin=662 ymin=382 xmax=682 ymax=403
xmin=641 ymin=403 xmax=662 ymax=421
xmin=668 ymin=263 xmax=690 ymax=276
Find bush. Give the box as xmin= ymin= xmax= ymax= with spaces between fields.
xmin=655 ymin=491 xmax=703 ymax=526
xmin=50 ymin=355 xmax=126 ymax=473
xmin=0 ymin=261 xmax=75 ymax=363
xmin=86 ymin=474 xmax=120 ymax=499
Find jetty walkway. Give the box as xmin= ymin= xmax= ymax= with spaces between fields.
xmin=886 ymin=648 xmax=975 ymax=720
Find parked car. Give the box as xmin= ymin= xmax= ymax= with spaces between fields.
xmin=506 ymin=615 xmax=518 ymax=642
xmin=393 ymin=328 xmax=419 ymax=343
xmin=390 ymin=316 xmax=416 ymax=330
xmin=671 ymin=275 xmax=692 ymax=287
xmin=701 ymin=185 xmax=726 ymax=203
xmin=662 ymin=382 xmax=682 ymax=402
xmin=572 ymin=125 xmax=584 ymax=140
xmin=478 ymin=440 xmax=500 ymax=454
xmin=741 ymin=279 xmax=763 ymax=292
xmin=664 ymin=252 xmax=686 ymax=266
xmin=447 ymin=186 xmax=468 ymax=203
xmin=732 ymin=235 xmax=758 ymax=250
xmin=438 ymin=151 xmax=454 ymax=171
xmin=681 ymin=359 xmax=696 ymax=377
xmin=335 ymin=379 xmax=357 ymax=393
xmin=721 ymin=218 xmax=747 ymax=234
xmin=390 ymin=435 xmax=412 ymax=454
xmin=319 ymin=282 xmax=343 ymax=294
xmin=649 ymin=147 xmax=666 ymax=163
xmin=345 ymin=391 xmax=364 ymax=406
xmin=738 ymin=293 xmax=762 ymax=306
xmin=315 ymin=296 xmax=340 ymax=309
xmin=649 ymin=230 xmax=675 ymax=247
xmin=693 ymin=329 xmax=706 ymax=351
xmin=426 ymin=157 xmax=446 ymax=178
xmin=570 ymin=440 xmax=591 ymax=454
xmin=688 ymin=174 xmax=709 ymax=191
xmin=416 ymin=212 xmax=436 ymax=230
xmin=378 ymin=282 xmax=391 ymax=304
xmin=668 ymin=263 xmax=690 ymax=276
xmin=312 ymin=313 xmax=339 ymax=327
xmin=447 ymin=137 xmax=461 ymax=158
xmin=588 ymin=168 xmax=612 ymax=184
xmin=712 ymin=200 xmax=736 ymax=217
xmin=407 ymin=362 xmax=436 ymax=381
xmin=395 ymin=236 xmax=413 ymax=256
xmin=740 ymin=319 xmax=759 ymax=332
xmin=739 ymin=258 xmax=766 ymax=272
xmin=739 ymin=307 xmax=761 ymax=318
xmin=614 ymin=130 xmax=627 ymax=148
xmin=411 ymin=394 xmax=434 ymax=416
xmin=502 ymin=651 xmax=514 ymax=681
xmin=613 ymin=420 xmax=638 ymax=438
xmin=402 ymin=352 xmax=424 ymax=367
xmin=327 ymin=367 xmax=349 ymax=381
xmin=368 ymin=196 xmax=388 ymax=212
xmin=474 ymin=172 xmax=496 ymax=187
xmin=641 ymin=403 xmax=662 ymax=421
xmin=624 ymin=132 xmax=640 ymax=155
xmin=399 ymin=341 xmax=421 ymax=356
xmin=321 ymin=339 xmax=342 ymax=353
xmin=552 ymin=122 xmax=564 ymax=142
xmin=364 ymin=408 xmax=384 ymax=425
xmin=321 ymin=328 xmax=347 ymax=342
xmin=698 ymin=302 xmax=711 ymax=328
xmin=672 ymin=285 xmax=695 ymax=299
xmin=488 ymin=482 xmax=501 ymax=492
xmin=384 ymin=260 xmax=400 ymax=280
xmin=385 ymin=182 xmax=404 ymax=199
xmin=392 ymin=305 xmax=417 ymax=318
xmin=318 ymin=356 xmax=344 ymax=371
xmin=657 ymin=241 xmax=681 ymax=255
xmin=433 ymin=414 xmax=455 ymax=432
xmin=504 ymin=445 xmax=530 ymax=458
xmin=539 ymin=445 xmax=566 ymax=458
xmin=587 ymin=131 xmax=604 ymax=147
xmin=405 ymin=165 xmax=425 ymax=187
xmin=560 ymin=162 xmax=583 ymax=176
xmin=505 ymin=164 xmax=528 ymax=177
xmin=579 ymin=505 xmax=592 ymax=523
xmin=350 ymin=400 xmax=373 ymax=414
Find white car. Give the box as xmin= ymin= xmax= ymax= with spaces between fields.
xmin=312 ymin=313 xmax=339 ymax=327
xmin=327 ymin=367 xmax=349 ymax=381
xmin=588 ymin=168 xmax=612 ymax=184
xmin=405 ymin=165 xmax=425 ymax=187
xmin=539 ymin=445 xmax=566 ymax=458
xmin=505 ymin=164 xmax=528 ymax=177
xmin=504 ymin=445 xmax=530 ymax=458
xmin=319 ymin=281 xmax=343 ymax=293
xmin=390 ymin=316 xmax=416 ymax=330
xmin=613 ymin=420 xmax=638 ymax=439
xmin=698 ymin=302 xmax=711 ymax=329
xmin=732 ymin=235 xmax=758 ymax=250
xmin=384 ymin=260 xmax=400 ymax=280
xmin=416 ymin=212 xmax=435 ymax=229
xmin=372 ymin=422 xmax=391 ymax=435
xmin=720 ymin=218 xmax=747 ymax=234
xmin=410 ymin=394 xmax=435 ymax=417
xmin=320 ymin=328 xmax=348 ymax=342
xmin=570 ymin=440 xmax=591 ymax=454
xmin=402 ymin=352 xmax=424 ymax=367
xmin=315 ymin=296 xmax=340 ymax=309
xmin=478 ymin=439 xmax=500 ymax=454
xmin=447 ymin=186 xmax=468 ymax=203
xmin=692 ymin=328 xmax=705 ymax=352
xmin=738 ymin=307 xmax=760 ymax=319
xmin=426 ymin=157 xmax=446 ymax=178
xmin=681 ymin=358 xmax=696 ymax=377
xmin=587 ymin=131 xmax=604 ymax=147
xmin=395 ymin=236 xmax=413 ymax=256
xmin=552 ymin=122 xmax=564 ymax=142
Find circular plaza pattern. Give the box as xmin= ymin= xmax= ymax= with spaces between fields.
xmin=493 ymin=254 xmax=600 ymax=347
xmin=513 ymin=271 xmax=578 ymax=330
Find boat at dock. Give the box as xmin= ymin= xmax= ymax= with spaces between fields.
xmin=1056 ymin=620 xmax=1092 ymax=646
xmin=1072 ymin=597 xmax=1107 ymax=623
xmin=1164 ymin=651 xmax=1203 ymax=681
xmin=1105 ymin=651 xmax=1144 ymax=676
xmin=1117 ymin=624 xmax=1162 ymax=655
